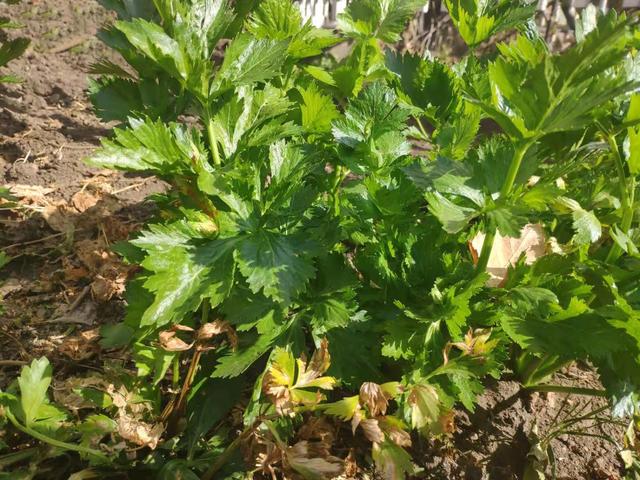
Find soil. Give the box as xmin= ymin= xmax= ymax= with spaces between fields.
xmin=421 ymin=365 xmax=625 ymax=479
xmin=0 ymin=1 xmax=629 ymax=479
xmin=0 ymin=0 xmax=163 ymax=396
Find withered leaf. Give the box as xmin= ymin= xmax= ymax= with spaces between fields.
xmin=43 ymin=204 xmax=76 ymax=233
xmin=116 ymin=414 xmax=164 ymax=449
xmin=59 ymin=328 xmax=101 ymax=360
xmin=285 ymin=441 xmax=345 ymax=480
xmin=378 ymin=417 xmax=412 ymax=448
xmin=158 ymin=329 xmax=194 ymax=352
xmin=263 ymin=341 xmax=337 ymax=415
xmin=360 ymin=382 xmax=390 ymax=417
xmin=360 ymin=418 xmax=385 ymax=444
xmin=196 ymin=320 xmax=238 ymax=348
xmin=72 ymin=190 xmax=100 ymax=213
xmin=407 ymin=383 xmax=441 ymax=433
xmin=372 ymin=441 xmax=415 ymax=480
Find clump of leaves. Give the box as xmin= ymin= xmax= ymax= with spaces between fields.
xmin=3 ymin=0 xmax=640 ymax=478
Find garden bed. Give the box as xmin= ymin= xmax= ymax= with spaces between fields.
xmin=0 ymin=1 xmax=633 ymax=479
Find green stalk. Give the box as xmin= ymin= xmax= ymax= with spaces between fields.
xmin=413 ymin=115 xmax=429 ymax=139
xmin=476 ymin=140 xmax=534 ymax=271
xmin=5 ymin=410 xmax=109 ymax=462
xmin=204 ymin=107 xmax=221 ymax=166
xmin=606 ymin=134 xmax=635 ymax=262
xmin=331 ymin=166 xmax=349 ymax=216
xmin=0 ymin=447 xmax=38 ymax=469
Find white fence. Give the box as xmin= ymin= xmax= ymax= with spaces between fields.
xmin=297 ymin=0 xmax=640 ymax=28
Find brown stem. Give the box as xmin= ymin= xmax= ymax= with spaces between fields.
xmin=166 ymin=349 xmax=202 ymax=436
xmin=166 ymin=302 xmax=210 ymax=434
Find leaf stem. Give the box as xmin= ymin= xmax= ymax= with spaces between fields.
xmin=413 ymin=115 xmax=429 ymax=139
xmin=168 ymin=301 xmax=209 ymax=434
xmin=5 ymin=410 xmax=109 ymax=462
xmin=331 ymin=166 xmax=349 ymax=216
xmin=205 ymin=107 xmax=221 ymax=166
xmin=476 ymin=140 xmax=534 ymax=271
xmin=606 ymin=134 xmax=635 ymax=262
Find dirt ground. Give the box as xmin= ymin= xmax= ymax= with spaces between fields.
xmin=0 ymin=0 xmax=164 ymax=373
xmin=0 ymin=1 xmax=629 ymax=479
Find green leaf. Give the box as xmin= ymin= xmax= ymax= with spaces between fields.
xmin=17 ymin=358 xmax=53 ymax=427
xmin=338 ymin=0 xmax=425 ymax=43
xmin=137 ymin=238 xmax=237 ymax=327
xmin=299 ymin=83 xmax=339 ymax=134
xmin=215 ymin=35 xmax=288 ymax=88
xmin=213 ymin=328 xmax=284 ymax=378
xmin=386 ymin=51 xmax=459 ymax=119
xmin=0 ymin=251 xmax=9 ymax=269
xmin=500 ymin=309 xmax=631 ymax=363
xmin=181 ymin=0 xmax=234 ymax=53
xmin=571 ymin=209 xmax=602 ymax=245
xmin=89 ymin=77 xmax=175 ymax=122
xmin=0 ymin=37 xmax=29 ymax=69
xmin=246 ymin=0 xmax=303 ymax=40
xmin=87 ymin=117 xmax=200 ymax=174
xmin=116 ymin=18 xmax=188 ymax=81
xmin=236 ymin=231 xmax=315 ymax=305
xmin=99 ymin=323 xmax=135 ymax=348
xmin=407 ymin=383 xmax=440 ymax=432
xmin=333 ymin=82 xmax=411 ymax=172
xmin=610 ymin=226 xmax=639 ymax=256
xmin=78 ymin=414 xmax=116 ymax=447
xmin=186 ymin=376 xmax=245 ymax=453
xmin=444 ymin=0 xmax=536 ymax=48
xmin=404 ymin=157 xmax=484 ymax=207
xmin=424 ymin=191 xmax=479 ymax=234
xmin=210 ymin=84 xmax=296 ymax=159
xmin=469 ymin=14 xmax=638 ymax=138
xmin=97 ymin=0 xmax=157 ymax=20
xmin=556 ymin=198 xmax=602 ymax=245
xmin=575 ymin=4 xmax=598 ymax=43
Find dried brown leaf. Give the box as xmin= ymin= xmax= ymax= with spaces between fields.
xmin=307 ymin=337 xmax=331 ymax=376
xmin=285 ymin=441 xmax=345 ymax=480
xmin=7 ymin=184 xmax=54 ymax=205
xmin=196 ymin=320 xmax=238 ymax=348
xmin=75 ymin=239 xmax=120 ymax=272
xmin=59 ymin=328 xmax=100 ymax=360
xmin=344 ymin=449 xmax=359 ymax=477
xmin=0 ymin=278 xmax=21 ymax=300
xmin=91 ymin=274 xmax=126 ymax=302
xmin=63 ymin=259 xmax=90 ymax=283
xmin=359 ymin=382 xmax=391 ymax=417
xmin=378 ymin=417 xmax=412 ymax=448
xmin=72 ymin=191 xmax=100 ymax=213
xmin=53 ymin=375 xmax=112 ymax=412
xmin=43 ymin=204 xmax=76 ymax=233
xmin=116 ymin=414 xmax=164 ymax=449
xmin=360 ymin=418 xmax=385 ymax=444
xmin=158 ymin=329 xmax=194 ymax=352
